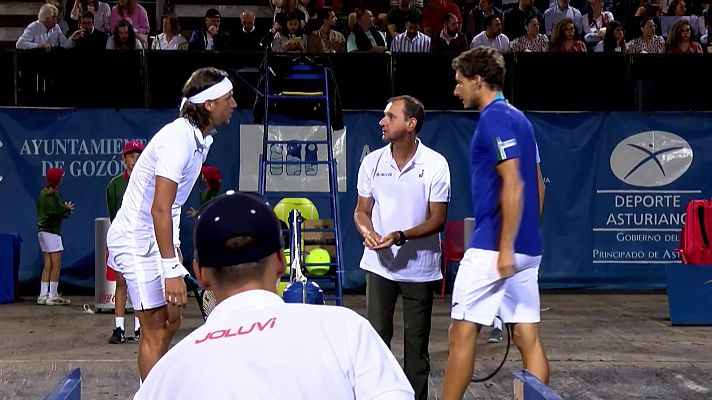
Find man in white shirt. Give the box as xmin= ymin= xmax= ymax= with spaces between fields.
xmin=470 ymin=15 xmax=510 ymax=52
xmin=106 ymin=67 xmax=236 ymax=381
xmin=390 ymin=14 xmax=431 ymax=53
xmin=354 ymin=95 xmax=451 ymax=400
xmin=135 ymin=192 xmax=415 ymax=400
xmin=16 ymin=3 xmax=83 ymax=50
xmin=544 ymin=0 xmax=582 ymax=36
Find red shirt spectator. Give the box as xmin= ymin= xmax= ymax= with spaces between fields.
xmin=421 ymin=0 xmax=462 ymax=36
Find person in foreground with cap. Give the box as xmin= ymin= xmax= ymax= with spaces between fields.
xmin=188 ymin=8 xmax=230 ymax=51
xmin=106 ymin=67 xmax=236 ymax=380
xmin=134 ymin=191 xmax=415 ymax=400
xmin=36 ymin=167 xmax=75 ymax=306
xmin=106 ymin=140 xmax=144 ymax=344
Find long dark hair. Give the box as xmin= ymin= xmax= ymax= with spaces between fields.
xmin=602 ymin=20 xmax=624 ymax=52
xmin=112 ymin=20 xmax=138 ymax=49
xmin=179 ymin=68 xmax=230 ymax=129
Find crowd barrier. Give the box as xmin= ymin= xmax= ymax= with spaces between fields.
xmin=2 ymin=50 xmax=712 ymax=111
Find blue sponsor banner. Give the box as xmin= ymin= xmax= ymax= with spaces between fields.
xmin=0 ymin=109 xmax=709 ymax=292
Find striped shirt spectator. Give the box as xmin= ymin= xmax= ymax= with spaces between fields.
xmin=391 ymin=30 xmax=431 ymax=52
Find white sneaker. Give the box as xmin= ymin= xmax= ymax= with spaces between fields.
xmin=37 ymin=295 xmax=48 ymax=305
xmin=46 ymin=296 xmax=70 ymax=306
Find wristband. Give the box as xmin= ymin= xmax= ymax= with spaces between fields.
xmin=162 ymin=257 xmax=183 ymax=279
xmin=395 ymin=231 xmax=407 ymax=246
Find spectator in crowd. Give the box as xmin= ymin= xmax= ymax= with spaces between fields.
xmin=470 ymin=15 xmax=510 ymax=52
xmin=347 ymin=8 xmax=389 ymax=52
xmin=502 ymin=0 xmax=545 ymax=40
xmin=272 ymin=12 xmax=308 ymax=52
xmin=581 ymin=0 xmax=614 ymax=47
xmin=465 ymin=0 xmax=503 ymax=39
xmin=233 ymin=10 xmax=262 ymax=52
xmin=74 ymin=11 xmax=109 ymax=50
xmin=594 ymin=19 xmax=625 ymax=51
xmin=36 ymin=168 xmax=75 ymax=306
xmin=46 ymin=0 xmax=71 ymax=35
xmin=390 ymin=14 xmax=431 ymax=52
xmin=152 ymin=14 xmax=187 ymax=50
xmin=431 ymin=12 xmax=469 ymax=55
xmin=627 ymin=17 xmax=665 ymax=53
xmin=511 ymin=14 xmax=550 ymax=51
xmin=109 ymin=0 xmax=149 ymax=40
xmin=70 ymin=0 xmax=110 ymax=33
xmin=387 ymin=0 xmax=422 ymax=38
xmin=107 ymin=20 xmax=143 ymax=49
xmin=666 ymin=0 xmax=686 ymax=16
xmin=422 ymin=0 xmax=463 ymax=36
xmin=189 ymin=9 xmax=230 ymax=51
xmin=544 ymin=0 xmax=582 ymax=36
xmin=275 ymin=0 xmax=308 ymax=32
xmin=16 ymin=3 xmax=82 ymax=50
xmin=666 ymin=19 xmax=703 ymax=52
xmin=550 ymin=17 xmax=587 ymax=51
xmin=308 ymin=7 xmax=347 ymax=53
xmin=390 ymin=0 xmax=424 ymax=11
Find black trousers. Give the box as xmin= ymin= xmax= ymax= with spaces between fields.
xmin=366 ymin=271 xmax=436 ymax=400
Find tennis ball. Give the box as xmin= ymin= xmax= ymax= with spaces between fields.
xmin=305 ymin=248 xmax=330 ymax=276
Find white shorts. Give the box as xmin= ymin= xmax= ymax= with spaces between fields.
xmin=38 ymin=232 xmax=63 ymax=253
xmin=451 ymin=248 xmax=542 ymax=326
xmin=107 ymin=226 xmax=166 ymax=311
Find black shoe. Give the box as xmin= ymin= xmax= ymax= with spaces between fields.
xmin=109 ymin=327 xmax=125 ymax=344
xmin=134 ymin=328 xmax=140 ymax=341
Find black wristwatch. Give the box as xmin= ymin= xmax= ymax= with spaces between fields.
xmin=395 ymin=231 xmax=407 ymax=246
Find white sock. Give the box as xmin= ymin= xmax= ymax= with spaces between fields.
xmin=49 ymin=281 xmax=58 ymax=299
xmin=494 ymin=317 xmax=502 ymax=330
xmin=115 ymin=317 xmax=124 ymax=330
xmin=39 ymin=281 xmax=49 ymax=298
xmin=134 ymin=316 xmax=141 ymax=330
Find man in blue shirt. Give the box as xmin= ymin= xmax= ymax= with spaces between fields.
xmin=441 ymin=46 xmax=549 ymax=399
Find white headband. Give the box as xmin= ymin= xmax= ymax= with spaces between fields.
xmin=180 ymin=77 xmax=233 ymax=109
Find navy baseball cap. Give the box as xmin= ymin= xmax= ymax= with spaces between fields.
xmin=194 ymin=191 xmax=284 ymax=269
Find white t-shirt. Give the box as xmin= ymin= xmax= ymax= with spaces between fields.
xmin=357 ymin=140 xmax=451 ymax=282
xmin=110 ymin=118 xmax=212 ymax=250
xmin=134 ymin=290 xmax=414 ymax=400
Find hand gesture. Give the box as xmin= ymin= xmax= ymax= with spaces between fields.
xmin=208 ymin=25 xmax=219 ymax=36
xmin=65 ymin=201 xmax=76 ymax=212
xmin=497 ymin=248 xmax=515 ymax=280
xmin=70 ymin=30 xmax=84 ymax=41
xmin=371 ymin=231 xmax=398 ymax=250
xmin=363 ymin=230 xmax=382 ymax=249
xmin=165 ymin=276 xmax=187 ymax=307
xmin=40 ymin=43 xmax=52 ymax=52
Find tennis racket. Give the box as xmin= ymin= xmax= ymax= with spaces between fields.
xmin=184 ymin=274 xmax=215 ymax=321
xmin=470 ymin=317 xmax=512 ymax=383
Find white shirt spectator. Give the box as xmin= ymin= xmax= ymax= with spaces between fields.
xmin=544 ymin=4 xmax=582 ymax=36
xmin=16 ymin=21 xmax=75 ymax=49
xmin=390 ymin=31 xmax=431 ymax=52
xmin=593 ymin=40 xmax=623 ymax=52
xmin=471 ymin=30 xmax=511 ymax=52
xmin=580 ymin=11 xmax=613 ymax=43
xmin=106 ymin=37 xmax=143 ymax=50
xmin=152 ymin=33 xmax=187 ymax=50
xmin=134 ymin=290 xmax=415 ymax=400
